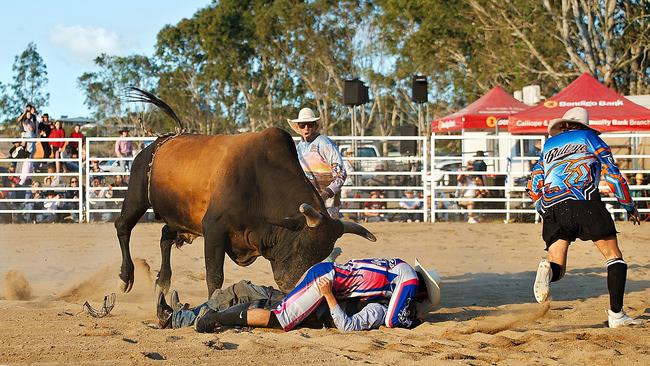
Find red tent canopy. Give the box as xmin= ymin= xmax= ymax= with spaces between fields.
xmin=508 ymin=73 xmax=650 ymax=134
xmin=431 ymin=86 xmax=530 ymax=133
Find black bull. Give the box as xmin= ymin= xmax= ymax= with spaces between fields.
xmin=115 ymin=119 xmax=375 ymax=297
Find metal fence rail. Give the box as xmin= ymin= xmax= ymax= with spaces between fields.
xmin=2 ymin=133 xmax=650 ymax=224
xmin=429 ymin=133 xmax=650 ymax=223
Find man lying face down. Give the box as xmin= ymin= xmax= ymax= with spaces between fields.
xmin=158 ymin=250 xmax=441 ymax=333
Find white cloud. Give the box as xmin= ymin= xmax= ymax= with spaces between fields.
xmin=49 ymin=24 xmax=124 ymax=64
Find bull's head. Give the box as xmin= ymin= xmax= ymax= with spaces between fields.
xmin=268 ymin=203 xmax=375 ymax=292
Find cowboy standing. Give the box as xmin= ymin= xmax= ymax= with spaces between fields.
xmin=528 ymin=107 xmax=641 ymax=328
xmin=288 ymin=108 xmax=346 ymax=218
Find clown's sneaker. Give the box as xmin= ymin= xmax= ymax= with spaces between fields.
xmin=533 ymin=259 xmax=552 ymax=303
xmin=608 ymin=310 xmax=640 ymax=328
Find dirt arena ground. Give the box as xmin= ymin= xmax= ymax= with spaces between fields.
xmin=1 ymin=222 xmax=649 ymax=365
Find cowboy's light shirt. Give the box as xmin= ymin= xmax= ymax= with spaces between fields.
xmin=527 ymin=129 xmax=634 ymax=213
xmin=296 ymin=135 xmax=347 ymax=196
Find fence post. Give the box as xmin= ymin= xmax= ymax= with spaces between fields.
xmin=76 ymin=138 xmax=83 ymax=223
xmin=430 ymin=134 xmax=436 ymax=223
xmin=423 ymin=136 xmax=429 ymax=222
xmin=85 ymin=140 xmax=91 ymax=223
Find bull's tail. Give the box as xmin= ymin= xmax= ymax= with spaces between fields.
xmin=125 ymin=87 xmax=185 ymax=133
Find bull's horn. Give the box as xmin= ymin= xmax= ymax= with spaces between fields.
xmin=341 ymin=221 xmax=377 ymax=242
xmin=299 ymin=203 xmax=323 ymax=228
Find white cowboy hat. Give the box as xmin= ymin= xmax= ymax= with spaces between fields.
xmin=287 ymin=108 xmax=320 ymax=134
xmin=547 ymin=107 xmax=600 ymax=137
xmin=414 ymin=258 xmax=441 ymax=307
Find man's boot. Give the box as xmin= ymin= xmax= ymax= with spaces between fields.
xmin=157 ymin=293 xmax=173 ymax=328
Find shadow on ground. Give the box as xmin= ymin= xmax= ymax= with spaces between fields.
xmin=441 ymin=264 xmax=650 ymax=308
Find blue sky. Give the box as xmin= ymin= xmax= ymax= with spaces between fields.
xmin=0 ymin=0 xmax=211 ymax=119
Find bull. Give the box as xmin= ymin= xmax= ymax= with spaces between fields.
xmin=116 ymin=88 xmax=375 ymax=296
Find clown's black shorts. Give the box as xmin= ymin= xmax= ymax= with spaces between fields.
xmin=541 ymin=200 xmax=618 ymax=249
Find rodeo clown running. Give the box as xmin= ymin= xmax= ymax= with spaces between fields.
xmin=179 ymin=257 xmax=441 ymax=333
xmin=527 ymin=107 xmax=641 ymax=328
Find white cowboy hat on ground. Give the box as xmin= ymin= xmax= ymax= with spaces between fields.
xmin=547 ymin=107 xmax=600 ymax=137
xmin=287 ymin=107 xmax=320 ymax=134
xmin=414 ymin=258 xmax=442 ymax=307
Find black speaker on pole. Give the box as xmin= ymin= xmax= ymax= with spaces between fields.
xmin=399 ymin=125 xmax=418 ymax=156
xmin=344 ymin=79 xmax=361 ymax=106
xmin=411 ymin=75 xmax=428 ymax=103
xmin=344 ymin=79 xmax=369 ymax=106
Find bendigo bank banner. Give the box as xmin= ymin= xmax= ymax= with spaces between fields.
xmin=508 ymin=73 xmax=650 ymax=134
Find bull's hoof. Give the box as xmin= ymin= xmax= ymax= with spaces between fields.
xmin=120 ymin=279 xmax=134 ymax=293
xmin=154 ymin=282 xmax=170 ymax=297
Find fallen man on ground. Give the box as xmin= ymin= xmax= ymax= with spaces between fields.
xmin=158 ymin=257 xmax=441 ymax=332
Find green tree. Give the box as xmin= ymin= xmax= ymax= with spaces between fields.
xmin=10 ymin=42 xmax=49 ymax=114
xmin=78 ymin=54 xmax=159 ymax=130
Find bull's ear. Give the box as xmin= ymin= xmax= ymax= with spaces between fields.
xmin=268 ymin=215 xmax=305 ymax=231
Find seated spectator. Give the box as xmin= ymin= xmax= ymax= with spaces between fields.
xmin=457 ymin=164 xmax=488 ymax=224
xmin=44 ymin=164 xmax=61 ymax=187
xmin=363 ymin=190 xmax=386 ymax=222
xmin=89 ymin=160 xmax=106 ymax=184
xmin=63 ymin=177 xmax=81 ymax=221
xmin=89 ymin=178 xmax=113 ymax=221
xmin=110 ymin=175 xmax=128 ymax=211
xmin=399 ymin=190 xmax=423 ymax=222
xmin=36 ymin=191 xmax=60 ymax=223
xmin=23 ymin=181 xmax=43 ymax=223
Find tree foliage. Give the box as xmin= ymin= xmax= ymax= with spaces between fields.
xmin=74 ymin=0 xmax=650 ymax=135
xmin=0 ymin=42 xmax=50 ymax=120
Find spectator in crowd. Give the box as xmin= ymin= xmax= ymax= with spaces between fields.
xmin=9 ymin=141 xmax=29 ymax=171
xmin=49 ymin=120 xmax=66 ymax=173
xmin=399 ymin=190 xmax=423 ymax=222
xmin=457 ymin=163 xmax=488 ymax=224
xmin=89 ymin=160 xmax=106 ymax=184
xmin=63 ymin=177 xmax=81 ymax=221
xmin=28 ymin=105 xmax=39 ymax=124
xmin=23 ymin=181 xmax=43 ymax=223
xmin=38 ymin=113 xmax=53 ymax=158
xmin=44 ymin=164 xmax=61 ymax=187
xmin=16 ymin=105 xmax=37 ymax=183
xmin=631 ymin=173 xmax=649 ymax=221
xmin=472 ymin=151 xmax=488 ymax=172
xmin=363 ymin=190 xmax=386 ymax=222
xmin=69 ymin=124 xmax=84 ymax=157
xmin=115 ymin=127 xmax=133 ymax=171
xmin=110 ymin=175 xmax=128 ymax=212
xmin=5 ymin=178 xmax=22 ymax=223
xmin=36 ymin=191 xmax=60 ymax=223
xmin=287 ymin=108 xmax=346 ymax=218
xmin=89 ymin=177 xmax=113 ymax=221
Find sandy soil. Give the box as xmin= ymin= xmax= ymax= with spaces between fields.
xmin=1 ymin=222 xmax=649 ymax=365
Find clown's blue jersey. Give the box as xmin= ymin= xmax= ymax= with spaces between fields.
xmin=272 ymin=258 xmax=419 ymax=331
xmin=527 ymin=129 xmax=634 ymax=214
